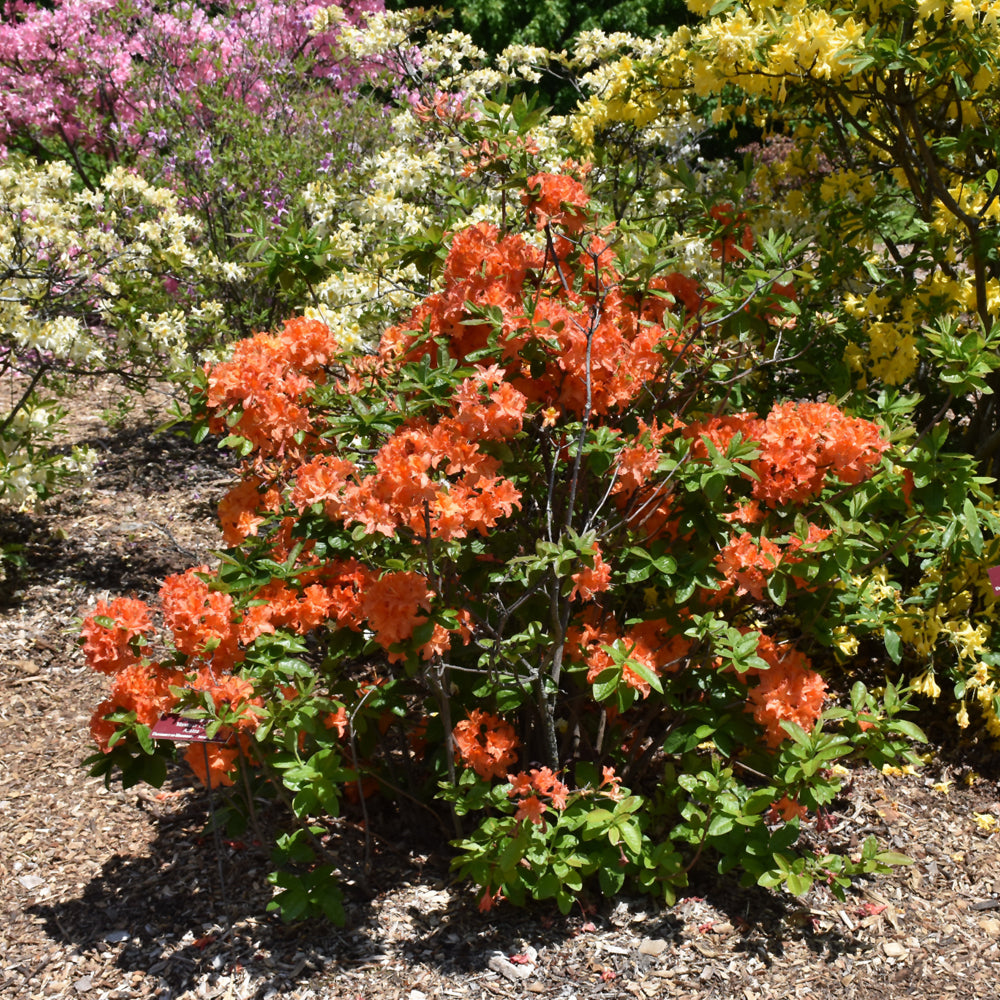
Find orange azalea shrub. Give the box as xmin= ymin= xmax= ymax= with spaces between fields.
xmin=84 ymin=165 xmax=923 ymax=919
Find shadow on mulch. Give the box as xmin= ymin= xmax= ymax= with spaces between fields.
xmin=73 ymin=420 xmax=235 ymax=500
xmin=1 ymin=422 xmax=234 ymax=606
xmin=685 ymin=870 xmax=867 ymax=964
xmin=24 ymin=776 xmax=585 ymax=998
xmin=26 ymin=791 xmax=398 ymax=998
xmin=0 ymin=509 xmax=199 ymax=605
xmin=26 ymin=774 xmax=870 ymax=1000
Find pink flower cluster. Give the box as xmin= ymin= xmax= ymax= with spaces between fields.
xmin=0 ymin=0 xmax=385 ymax=157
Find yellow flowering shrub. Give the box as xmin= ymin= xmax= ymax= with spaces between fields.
xmin=549 ymin=1 xmax=1000 ymax=741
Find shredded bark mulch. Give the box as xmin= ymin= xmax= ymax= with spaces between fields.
xmin=1 ymin=385 xmax=999 ymax=1000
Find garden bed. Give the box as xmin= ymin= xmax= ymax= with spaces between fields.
xmin=1 ymin=387 xmax=999 ymax=1000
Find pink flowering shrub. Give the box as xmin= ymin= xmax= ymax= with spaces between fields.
xmin=0 ymin=0 xmax=385 ymax=166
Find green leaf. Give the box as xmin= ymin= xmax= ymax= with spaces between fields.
xmin=592 ymin=666 xmax=621 ymax=702
xmin=619 ymin=820 xmax=643 ymax=856
xmin=886 ymin=719 xmax=927 ymax=742
xmin=767 ymin=573 xmax=787 ymax=607
xmin=707 ymin=814 xmax=735 ymax=837
xmin=757 ymin=870 xmax=783 ymax=889
xmin=874 ymin=851 xmax=913 ymax=866
xmin=964 ymin=498 xmax=984 ymax=555
xmin=785 ymin=871 xmax=813 ymax=896
xmin=625 ymin=654 xmax=664 ymax=695
xmin=884 ymin=627 xmax=902 ymax=665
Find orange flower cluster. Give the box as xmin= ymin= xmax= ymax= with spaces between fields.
xmin=610 ymin=419 xmax=685 ymax=541
xmin=523 ymin=171 xmax=591 ymax=234
xmin=82 ymin=573 xmax=267 ymax=788
xmin=291 ymin=399 xmax=523 ymax=542
xmin=89 ymin=662 xmax=183 ymax=752
xmin=715 ymin=532 xmax=782 ymax=601
xmin=238 ymin=560 xmax=369 ymax=641
xmin=218 ymin=476 xmax=282 ymax=546
xmin=160 ymin=567 xmax=239 ymax=665
xmin=567 ymin=613 xmax=691 ymax=698
xmin=82 ymin=598 xmax=183 ymax=752
xmin=378 ymin=201 xmax=690 ymax=419
xmin=202 ymin=316 xmax=338 ymax=460
xmin=570 ymin=543 xmax=612 ymax=601
xmin=453 ymin=709 xmax=520 ymax=780
xmin=412 ymin=90 xmax=474 ymax=125
xmin=507 ymin=766 xmax=571 ymax=826
xmin=190 ymin=669 xmax=264 ymax=732
xmin=752 ymin=402 xmax=889 ymax=504
xmin=713 ymin=522 xmax=832 ymax=601
xmin=744 ymin=634 xmax=828 ymax=748
xmin=361 ymin=570 xmax=434 ymax=662
xmin=686 ymin=401 xmax=888 ymax=506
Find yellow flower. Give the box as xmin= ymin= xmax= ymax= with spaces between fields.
xmin=956 ymin=701 xmax=970 ymax=729
xmin=911 ymin=671 xmax=942 ymax=699
xmin=833 ymin=626 xmax=859 ymax=658
xmin=974 ymin=812 xmax=998 ymax=831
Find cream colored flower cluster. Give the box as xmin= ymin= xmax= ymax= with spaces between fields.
xmin=299 ymin=13 xmax=714 ymax=331
xmin=0 ymin=434 xmax=97 ymax=510
xmin=1 ymin=155 xmax=226 ymax=509
xmin=1 ymin=157 xmax=220 ymax=366
xmin=326 ymin=7 xmax=423 ymax=62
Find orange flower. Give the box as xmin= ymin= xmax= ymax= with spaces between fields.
xmin=110 ymin=662 xmax=182 ymax=727
xmin=507 ymin=766 xmax=570 ymax=811
xmin=184 ymin=742 xmax=240 ymax=789
xmin=570 ymin=545 xmax=612 ymax=601
xmin=478 ymin=887 xmax=504 ymax=913
xmin=217 ymin=476 xmax=281 ymax=546
xmin=160 ymin=568 xmax=239 ymax=665
xmin=361 ymin=570 xmax=434 ymax=659
xmin=278 ymin=316 xmax=340 ymax=372
xmin=191 ymin=669 xmax=263 ymax=732
xmin=523 ymin=172 xmax=591 ymax=234
xmin=715 ymin=532 xmax=782 ymax=601
xmin=81 ymin=597 xmax=155 ymax=675
xmin=686 ymin=403 xmax=888 ymax=508
xmin=514 ymin=795 xmax=547 ymax=826
xmin=567 ymin=613 xmax=684 ymax=698
xmin=204 ymin=330 xmax=318 ymax=461
xmin=745 ymin=635 xmax=827 ymax=747
xmin=751 ymin=402 xmax=888 ymax=506
xmin=87 ymin=662 xmax=184 ymax=754
xmin=324 ymin=706 xmax=348 ymax=737
xmin=89 ymin=699 xmax=119 ymax=753
xmin=453 ymin=709 xmax=519 ymax=780
xmin=291 ymin=456 xmax=357 ymax=512
xmin=601 ymin=766 xmax=624 ymax=801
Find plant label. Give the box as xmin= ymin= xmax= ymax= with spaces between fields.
xmin=151 ymin=714 xmax=225 ymax=743
xmin=989 ymin=566 xmax=1000 ymax=596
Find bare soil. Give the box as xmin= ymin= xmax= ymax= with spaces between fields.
xmin=1 ymin=384 xmax=999 ymax=1000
